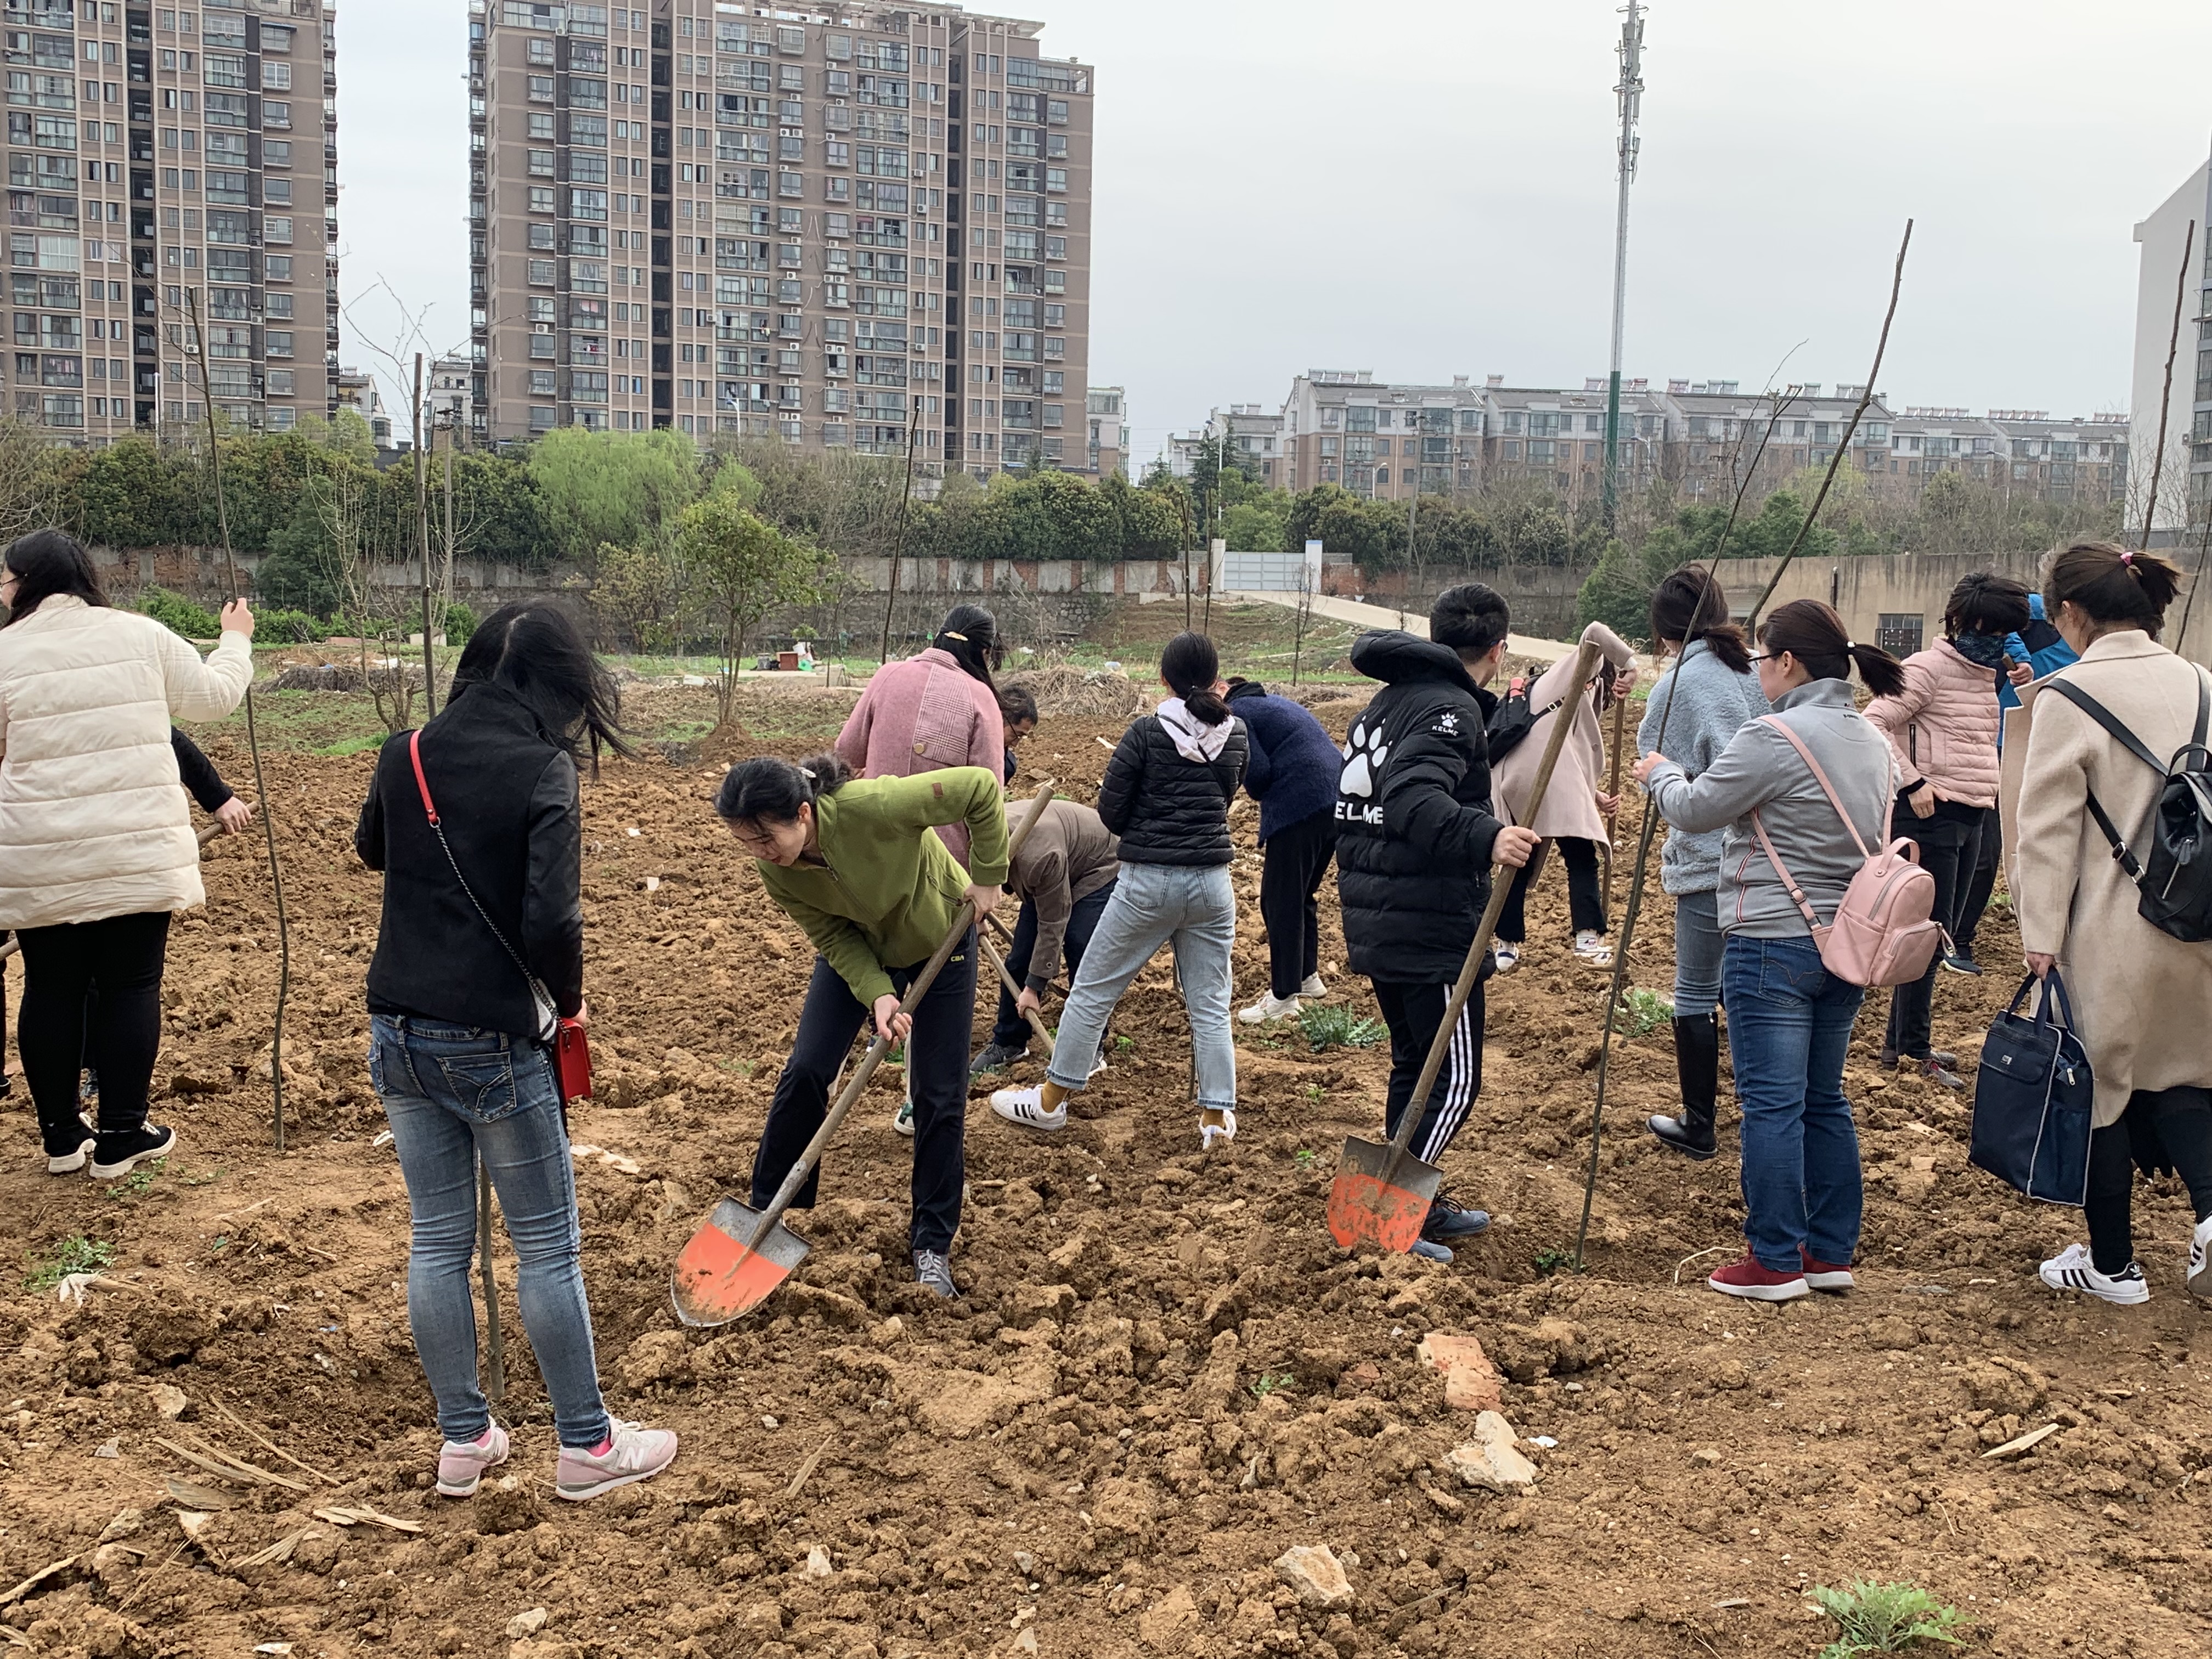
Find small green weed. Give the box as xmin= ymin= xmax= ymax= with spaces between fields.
xmin=1248 ymin=1373 xmax=1293 ymax=1400
xmin=1532 ymin=1248 xmax=1577 ymax=1277
xmin=1114 ymin=1035 xmax=1136 ymax=1053
xmin=24 ymin=1235 xmax=115 ymax=1294
xmin=1298 ymin=1003 xmax=1386 ymax=1053
xmin=1811 ymin=1581 xmax=1969 ymax=1656
xmin=1294 ymin=1148 xmax=1317 ymax=1172
xmin=315 ymin=733 xmax=386 ymax=758
xmin=104 ymin=1158 xmax=166 ymax=1201
xmin=1618 ymin=987 xmax=1674 ymax=1039
xmin=1302 ymin=1083 xmax=1325 ymax=1104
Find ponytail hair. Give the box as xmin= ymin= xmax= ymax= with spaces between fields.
xmin=933 ymin=603 xmax=1003 ymax=690
xmin=714 ymin=751 xmax=853 ymax=827
xmin=2044 ymin=539 xmax=2182 ymax=638
xmin=1758 ymin=598 xmax=1907 ymax=698
xmin=1161 ymin=630 xmax=1229 ymax=725
xmin=1647 ymin=566 xmax=1751 ymax=674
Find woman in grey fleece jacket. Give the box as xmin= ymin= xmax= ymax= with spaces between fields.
xmin=1635 ymin=569 xmax=1769 ymax=1161
xmin=1634 ymin=600 xmax=1904 ymax=1304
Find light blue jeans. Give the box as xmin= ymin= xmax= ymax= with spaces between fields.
xmin=1046 ymin=862 xmax=1238 ymax=1112
xmin=372 ymin=1014 xmax=612 ymax=1449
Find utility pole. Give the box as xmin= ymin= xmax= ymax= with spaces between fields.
xmin=1600 ymin=0 xmax=1645 ymax=527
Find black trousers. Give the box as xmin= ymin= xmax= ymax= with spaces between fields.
xmin=1952 ymin=806 xmax=2002 ymax=954
xmin=752 ymin=939 xmax=976 ymax=1255
xmin=990 ymin=880 xmax=1116 ymax=1050
xmin=18 ymin=911 xmax=171 ymax=1157
xmin=1499 ymin=837 xmax=1605 ymax=943
xmin=1260 ymin=811 xmax=1335 ymax=999
xmin=1882 ymin=814 xmax=1980 ymax=1059
xmin=2087 ymin=1086 xmax=2212 ymax=1276
xmin=1372 ymin=979 xmax=1485 ymax=1169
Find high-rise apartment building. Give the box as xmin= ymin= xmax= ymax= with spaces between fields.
xmin=467 ymin=1 xmax=1094 ymax=478
xmin=3 ymin=0 xmax=338 ymax=441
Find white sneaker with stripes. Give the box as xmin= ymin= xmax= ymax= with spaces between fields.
xmin=2038 ymin=1243 xmax=2149 ymax=1305
xmin=2190 ymin=1216 xmax=2212 ymax=1301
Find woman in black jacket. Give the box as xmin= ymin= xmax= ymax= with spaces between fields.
xmin=990 ymin=632 xmax=1248 ymax=1149
xmin=354 ymin=602 xmax=678 ymax=1505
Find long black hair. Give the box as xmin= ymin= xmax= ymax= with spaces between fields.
xmin=3 ymin=528 xmax=106 ymax=626
xmin=2046 ymin=539 xmax=2182 ymax=638
xmin=1759 ymin=599 xmax=1908 ymax=698
xmin=1161 ymin=631 xmax=1230 ymax=725
xmin=715 ymin=751 xmax=853 ymax=826
xmin=1942 ymin=572 xmax=2032 ymax=639
xmin=450 ymin=600 xmax=635 ymax=775
xmin=934 ymin=603 xmax=1002 ymax=689
xmin=1648 ymin=566 xmax=1751 ymax=673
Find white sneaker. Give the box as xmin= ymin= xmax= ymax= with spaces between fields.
xmin=990 ymin=1086 xmax=1068 ymax=1132
xmin=1573 ymin=931 xmax=1615 ymax=968
xmin=891 ymin=1097 xmax=915 ymax=1137
xmin=1492 ymin=943 xmax=1521 ymax=976
xmin=2038 ymin=1243 xmax=2149 ymax=1306
xmin=1298 ymin=973 xmax=1329 ymax=1000
xmin=2190 ymin=1216 xmax=2212 ymax=1301
xmin=1199 ymin=1108 xmax=1237 ymax=1152
xmin=1239 ymin=992 xmax=1300 ymax=1025
xmin=47 ymin=1115 xmax=95 ymax=1176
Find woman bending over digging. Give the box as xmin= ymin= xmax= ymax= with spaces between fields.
xmin=990 ymin=631 xmax=1249 ymax=1151
xmin=357 ymin=601 xmax=679 ymax=1503
xmin=717 ymin=753 xmax=1007 ymax=1299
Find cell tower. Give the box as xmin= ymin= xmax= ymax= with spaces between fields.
xmin=1601 ymin=1 xmax=1645 ymax=523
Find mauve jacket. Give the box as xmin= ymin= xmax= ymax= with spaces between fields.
xmin=835 ymin=646 xmax=1006 ymax=867
xmin=1863 ymin=637 xmax=2003 ymax=810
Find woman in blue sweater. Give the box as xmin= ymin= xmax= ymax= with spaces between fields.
xmin=1226 ymin=679 xmax=1345 ymax=1023
xmin=1635 ymin=569 xmax=1769 ymax=1160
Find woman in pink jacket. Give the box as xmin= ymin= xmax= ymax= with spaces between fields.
xmin=1862 ymin=573 xmax=2032 ymax=1088
xmin=836 ymin=604 xmax=1007 ymax=871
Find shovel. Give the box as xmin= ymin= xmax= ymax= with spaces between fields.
xmin=977 ymin=930 xmax=1056 ymax=1063
xmin=672 ymin=785 xmax=1057 ymax=1325
xmin=1327 ymin=639 xmax=1602 ymax=1254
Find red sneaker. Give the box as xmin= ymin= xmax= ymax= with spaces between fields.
xmin=1800 ymin=1250 xmax=1855 ymax=1292
xmin=1707 ymin=1254 xmax=1809 ymax=1301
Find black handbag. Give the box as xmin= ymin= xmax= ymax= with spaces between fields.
xmin=1968 ymin=970 xmax=2094 ymax=1206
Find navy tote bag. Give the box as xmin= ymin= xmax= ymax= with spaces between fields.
xmin=1968 ymin=970 xmax=2094 ymax=1206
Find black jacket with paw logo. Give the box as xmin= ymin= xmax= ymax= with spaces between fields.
xmin=1334 ymin=630 xmax=1506 ymax=983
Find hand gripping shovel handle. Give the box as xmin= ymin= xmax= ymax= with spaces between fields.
xmin=1375 ymin=640 xmax=1604 ymax=1182
xmin=978 ymin=930 xmax=1057 ymax=1060
xmin=740 ymin=785 xmax=1057 ymax=1254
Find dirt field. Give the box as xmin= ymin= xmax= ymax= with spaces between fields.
xmin=1 ymin=678 xmax=2207 ymax=1659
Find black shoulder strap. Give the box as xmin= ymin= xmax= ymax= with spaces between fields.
xmin=2194 ymin=669 xmax=2210 ymax=751
xmin=2045 ymin=679 xmax=2169 ymax=775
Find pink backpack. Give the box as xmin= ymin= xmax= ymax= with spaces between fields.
xmin=1749 ymin=715 xmax=1946 ymax=988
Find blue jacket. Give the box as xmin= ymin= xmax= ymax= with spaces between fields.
xmin=1224 ymin=682 xmax=1342 ymax=843
xmin=1997 ymin=593 xmax=2078 ymax=747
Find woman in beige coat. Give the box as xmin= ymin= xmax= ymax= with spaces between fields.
xmin=0 ymin=531 xmax=255 ymax=1180
xmin=2015 ymin=540 xmax=2212 ymax=1307
xmin=1493 ymin=620 xmax=1636 ymax=969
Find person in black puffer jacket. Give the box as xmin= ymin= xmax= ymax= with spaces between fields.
xmin=1336 ymin=584 xmax=1541 ymax=1262
xmin=990 ymin=631 xmax=1249 ymax=1151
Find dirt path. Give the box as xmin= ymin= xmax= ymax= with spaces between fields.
xmin=0 ymin=688 xmax=2205 ymax=1659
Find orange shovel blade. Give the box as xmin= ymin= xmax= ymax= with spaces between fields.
xmin=670 ymin=1198 xmax=811 ymax=1327
xmin=1327 ymin=1136 xmax=1442 ymax=1254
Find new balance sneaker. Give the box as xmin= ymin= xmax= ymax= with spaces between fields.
xmin=1421 ymin=1190 xmax=1492 ymax=1242
xmin=1573 ymin=930 xmax=1616 ymax=968
xmin=1492 ymin=943 xmax=1522 ymax=976
xmin=1800 ymin=1249 xmax=1857 ymax=1293
xmin=913 ymin=1249 xmax=960 ymax=1299
xmin=1707 ymin=1255 xmax=1810 ymax=1302
xmin=89 ymin=1124 xmax=175 ymax=1181
xmin=436 ymin=1423 xmax=510 ymax=1499
xmin=1409 ymin=1239 xmax=1455 ymax=1265
xmin=1239 ymin=992 xmax=1300 ymax=1025
xmin=554 ymin=1420 xmax=680 ymax=1502
xmin=2190 ymin=1216 xmax=2212 ymax=1301
xmin=1298 ymin=973 xmax=1329 ymax=1000
xmin=2038 ymin=1243 xmax=2149 ymax=1306
xmin=990 ymin=1086 xmax=1067 ymax=1132
xmin=968 ymin=1041 xmax=1028 ymax=1077
xmin=1199 ymin=1108 xmax=1237 ymax=1153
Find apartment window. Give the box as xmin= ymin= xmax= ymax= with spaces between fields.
xmin=262 ymin=101 xmax=289 ymax=129
xmin=265 ymin=256 xmax=292 ymax=281
xmin=529 ymin=369 xmax=556 ymax=397
xmin=528 ymin=38 xmax=555 ymax=66
xmin=266 ymin=330 xmax=293 ymax=357
xmin=528 ymin=257 xmax=555 ymax=286
xmin=528 ymin=149 xmax=555 ymax=177
xmin=262 ymin=62 xmax=291 ymax=93
xmin=528 ymin=112 xmax=555 ymax=141
xmin=528 ymin=76 xmax=554 ymax=102
xmin=265 ymin=368 xmax=294 ymax=396
xmin=528 ymin=186 xmax=555 ymax=214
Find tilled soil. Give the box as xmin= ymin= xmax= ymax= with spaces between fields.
xmin=1 ymin=685 xmax=2207 ymax=1659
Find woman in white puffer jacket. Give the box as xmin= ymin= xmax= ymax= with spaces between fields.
xmin=0 ymin=531 xmax=255 ymax=1179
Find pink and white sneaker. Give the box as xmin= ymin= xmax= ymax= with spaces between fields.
xmin=436 ymin=1423 xmax=509 ymax=1498
xmin=555 ymin=1419 xmax=679 ymax=1502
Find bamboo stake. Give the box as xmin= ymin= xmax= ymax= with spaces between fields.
xmin=183 ymin=287 xmax=291 ymax=1153
xmin=1600 ymin=689 xmax=1628 ymax=913
xmin=2140 ymin=219 xmax=2197 ymax=553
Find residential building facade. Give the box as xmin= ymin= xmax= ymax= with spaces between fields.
xmin=333 ymin=362 xmax=389 ymax=444
xmin=428 ymin=349 xmax=474 ymax=432
xmin=1084 ymin=380 xmax=1120 ymax=476
xmin=467 ymin=0 xmax=1094 ymax=479
xmin=1168 ymin=403 xmax=1285 ymax=484
xmin=2130 ymin=160 xmax=2209 ymax=533
xmin=2 ymin=0 xmax=338 ymax=440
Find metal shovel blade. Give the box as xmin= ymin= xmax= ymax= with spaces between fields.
xmin=1327 ymin=1135 xmax=1442 ymax=1254
xmin=670 ymin=1198 xmax=812 ymax=1327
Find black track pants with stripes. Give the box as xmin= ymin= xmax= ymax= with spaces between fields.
xmin=1372 ymin=979 xmax=1485 ymax=1167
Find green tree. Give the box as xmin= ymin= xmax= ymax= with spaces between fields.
xmin=673 ymin=494 xmax=831 ymax=725
xmin=528 ymin=427 xmax=701 ymax=566
xmin=589 ymin=539 xmax=684 ymax=653
xmin=255 ymin=495 xmax=344 ymax=614
xmin=1575 ymin=537 xmax=1673 ymax=641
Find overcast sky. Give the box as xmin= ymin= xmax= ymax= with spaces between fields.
xmin=342 ymin=1 xmax=2212 ymax=460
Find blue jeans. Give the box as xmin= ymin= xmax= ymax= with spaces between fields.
xmin=1672 ymin=890 xmax=1724 ymax=1017
xmin=1721 ymin=935 xmax=1866 ymax=1272
xmin=371 ymin=1015 xmax=611 ymax=1449
xmin=1047 ymin=862 xmax=1237 ymax=1111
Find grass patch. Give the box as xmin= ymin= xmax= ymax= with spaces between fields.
xmin=24 ymin=1234 xmax=115 ymax=1294
xmin=1532 ymin=1248 xmax=1578 ymax=1277
xmin=1297 ymin=1003 xmax=1386 ymax=1053
xmin=1248 ymin=1373 xmax=1293 ymax=1400
xmin=104 ymin=1158 xmax=166 ymax=1200
xmin=1812 ymin=1581 xmax=1969 ymax=1656
xmin=315 ymin=733 xmax=387 ymax=758
xmin=1618 ymin=986 xmax=1674 ymax=1039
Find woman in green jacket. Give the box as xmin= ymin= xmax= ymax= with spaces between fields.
xmin=716 ymin=752 xmax=1006 ymax=1297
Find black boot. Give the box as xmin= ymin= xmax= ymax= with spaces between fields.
xmin=1649 ymin=1013 xmax=1720 ymax=1160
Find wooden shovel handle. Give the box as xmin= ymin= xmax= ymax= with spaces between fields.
xmin=1378 ymin=641 xmax=1604 ymax=1171
xmin=744 ymin=785 xmax=1057 ymax=1250
xmin=978 ymin=930 xmax=1056 ymax=1059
